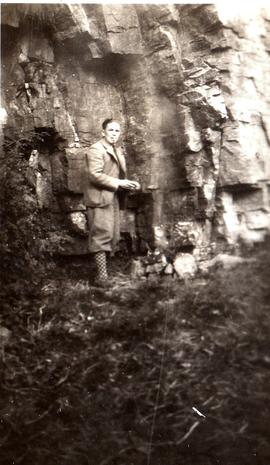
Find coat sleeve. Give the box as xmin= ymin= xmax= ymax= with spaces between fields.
xmin=85 ymin=146 xmax=120 ymax=191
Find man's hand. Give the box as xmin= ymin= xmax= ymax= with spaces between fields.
xmin=119 ymin=179 xmax=141 ymax=191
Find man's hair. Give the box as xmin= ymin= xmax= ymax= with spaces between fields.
xmin=102 ymin=118 xmax=119 ymax=130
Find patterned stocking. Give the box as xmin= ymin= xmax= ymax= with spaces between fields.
xmin=94 ymin=251 xmax=108 ymax=281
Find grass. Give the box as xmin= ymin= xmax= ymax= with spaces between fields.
xmin=0 ymin=243 xmax=270 ymax=465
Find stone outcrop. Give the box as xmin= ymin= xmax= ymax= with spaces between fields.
xmin=1 ymin=4 xmax=270 ymax=259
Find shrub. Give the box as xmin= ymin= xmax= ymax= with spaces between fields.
xmin=0 ymin=128 xmax=52 ymax=316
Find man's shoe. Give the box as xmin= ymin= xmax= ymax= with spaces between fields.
xmin=92 ymin=278 xmax=110 ymax=289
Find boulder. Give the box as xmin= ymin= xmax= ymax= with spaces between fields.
xmin=67 ymin=212 xmax=88 ymax=235
xmin=173 ymin=253 xmax=198 ymax=279
xmin=164 ymin=263 xmax=174 ymax=275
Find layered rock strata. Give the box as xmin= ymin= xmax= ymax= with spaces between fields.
xmin=1 ymin=4 xmax=270 ymax=257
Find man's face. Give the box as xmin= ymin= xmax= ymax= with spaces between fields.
xmin=103 ymin=121 xmax=121 ymax=145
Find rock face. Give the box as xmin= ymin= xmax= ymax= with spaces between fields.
xmin=1 ymin=4 xmax=270 ymax=256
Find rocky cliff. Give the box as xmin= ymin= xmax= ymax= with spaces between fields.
xmin=1 ymin=3 xmax=270 ymax=258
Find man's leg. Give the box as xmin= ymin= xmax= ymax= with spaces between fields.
xmin=86 ymin=205 xmax=114 ymax=282
xmin=94 ymin=251 xmax=108 ymax=281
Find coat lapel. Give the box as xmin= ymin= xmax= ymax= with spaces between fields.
xmin=100 ymin=140 xmax=118 ymax=164
xmin=100 ymin=140 xmax=126 ymax=174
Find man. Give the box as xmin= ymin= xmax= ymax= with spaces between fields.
xmin=84 ymin=118 xmax=140 ymax=285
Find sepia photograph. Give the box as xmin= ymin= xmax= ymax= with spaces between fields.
xmin=1 ymin=2 xmax=270 ymax=464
